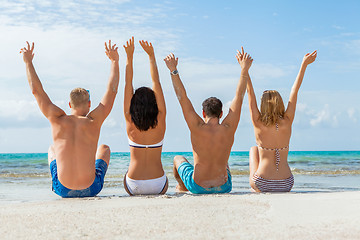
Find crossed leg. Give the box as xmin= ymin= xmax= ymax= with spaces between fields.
xmin=173 ymin=155 xmax=189 ymax=192
xmin=249 ymin=146 xmax=260 ymax=192
xmin=96 ymin=144 xmax=111 ymax=166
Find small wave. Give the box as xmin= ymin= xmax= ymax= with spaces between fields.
xmin=291 ymin=169 xmax=360 ymax=175
xmin=0 ymin=173 xmax=50 ymax=178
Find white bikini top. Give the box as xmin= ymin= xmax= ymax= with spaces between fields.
xmin=128 ymin=137 xmax=164 ymax=149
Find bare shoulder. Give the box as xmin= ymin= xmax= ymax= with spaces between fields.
xmin=48 ymin=114 xmax=69 ymax=124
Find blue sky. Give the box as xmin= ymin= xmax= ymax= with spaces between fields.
xmin=0 ymin=0 xmax=359 ymax=153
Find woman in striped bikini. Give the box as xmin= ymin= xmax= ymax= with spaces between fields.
xmin=122 ymin=37 xmax=168 ymax=195
xmin=244 ymin=47 xmax=317 ymax=192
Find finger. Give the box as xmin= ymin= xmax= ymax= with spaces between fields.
xmin=26 ymin=41 xmax=30 ymax=50
xmin=31 ymin=42 xmax=34 ymax=51
xmin=115 ymin=47 xmax=118 ymax=51
xmin=112 ymin=44 xmax=117 ymax=50
xmin=241 ymin=46 xmax=244 ymax=56
xmin=105 ymin=42 xmax=109 ymax=51
xmin=310 ymin=50 xmax=317 ymax=56
xmin=109 ymin=40 xmax=111 ymax=48
xmin=149 ymin=42 xmax=153 ymax=47
xmin=131 ymin=36 xmax=134 ymax=44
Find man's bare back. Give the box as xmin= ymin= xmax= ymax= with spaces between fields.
xmin=190 ymin=120 xmax=234 ymax=187
xmin=21 ymin=40 xmax=119 ymax=197
xmin=164 ymin=50 xmax=252 ymax=194
xmin=49 ymin=115 xmax=101 ymax=189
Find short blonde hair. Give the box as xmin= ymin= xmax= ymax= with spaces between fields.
xmin=259 ymin=90 xmax=285 ymax=126
xmin=70 ymin=88 xmax=89 ymax=108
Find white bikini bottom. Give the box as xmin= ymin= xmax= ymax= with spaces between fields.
xmin=125 ymin=173 xmax=167 ymax=195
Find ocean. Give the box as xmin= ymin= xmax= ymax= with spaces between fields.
xmin=0 ymin=151 xmax=359 ymax=203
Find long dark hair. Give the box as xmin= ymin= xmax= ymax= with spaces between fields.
xmin=130 ymin=87 xmax=159 ymax=131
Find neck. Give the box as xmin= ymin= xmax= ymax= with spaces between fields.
xmin=204 ymin=117 xmax=220 ymax=124
xmin=71 ymin=108 xmax=88 ymax=117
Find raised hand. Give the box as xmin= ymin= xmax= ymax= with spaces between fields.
xmin=123 ymin=36 xmax=135 ymax=57
xmin=302 ymin=50 xmax=317 ymax=66
xmin=105 ymin=40 xmax=119 ymax=62
xmin=236 ymin=47 xmax=253 ymax=71
xmin=139 ymin=40 xmax=154 ymax=57
xmin=164 ymin=53 xmax=178 ymax=72
xmin=20 ymin=41 xmax=35 ymax=63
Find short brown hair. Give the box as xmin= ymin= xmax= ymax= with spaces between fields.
xmin=259 ymin=90 xmax=285 ymax=126
xmin=70 ymin=88 xmax=89 ymax=108
xmin=202 ymin=97 xmax=222 ymax=118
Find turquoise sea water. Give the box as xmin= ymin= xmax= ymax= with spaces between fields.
xmin=0 ymin=151 xmax=359 ymax=203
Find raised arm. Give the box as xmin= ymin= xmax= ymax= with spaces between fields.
xmin=20 ymin=42 xmax=66 ymax=120
xmin=139 ymin=40 xmax=166 ymax=116
xmin=222 ymin=47 xmax=253 ymax=132
xmin=285 ymin=50 xmax=317 ymax=122
xmin=123 ymin=37 xmax=134 ymax=123
xmin=164 ymin=53 xmax=203 ymax=130
xmin=241 ymin=50 xmax=261 ymax=124
xmin=88 ymin=40 xmax=119 ymax=124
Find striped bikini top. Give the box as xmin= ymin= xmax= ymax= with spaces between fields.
xmin=257 ymin=122 xmax=289 ymax=171
xmin=128 ymin=137 xmax=164 ymax=149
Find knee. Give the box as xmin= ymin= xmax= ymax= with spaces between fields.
xmin=173 ymin=155 xmax=183 ymax=162
xmin=173 ymin=155 xmax=186 ymax=169
xmin=97 ymin=144 xmax=111 ymax=164
xmin=99 ymin=144 xmax=111 ymax=154
xmin=250 ymin=146 xmax=258 ymax=153
xmin=100 ymin=144 xmax=110 ymax=150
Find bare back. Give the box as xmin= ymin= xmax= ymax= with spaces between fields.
xmin=253 ymin=117 xmax=292 ymax=179
xmin=126 ymin=116 xmax=166 ymax=180
xmin=191 ymin=120 xmax=234 ymax=187
xmin=50 ymin=115 xmax=101 ymax=189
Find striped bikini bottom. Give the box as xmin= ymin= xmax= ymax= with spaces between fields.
xmin=252 ymin=173 xmax=294 ymax=192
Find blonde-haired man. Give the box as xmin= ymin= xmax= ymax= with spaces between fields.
xmin=21 ymin=41 xmax=119 ymax=198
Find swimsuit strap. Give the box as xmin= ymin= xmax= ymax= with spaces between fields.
xmin=257 ymin=145 xmax=289 ymax=171
xmin=128 ymin=137 xmax=164 ymax=148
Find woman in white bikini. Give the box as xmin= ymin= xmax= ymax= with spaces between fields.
xmin=123 ymin=37 xmax=168 ymax=195
xmin=244 ymin=47 xmax=317 ymax=192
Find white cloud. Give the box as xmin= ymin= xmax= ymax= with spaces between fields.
xmin=347 ymin=108 xmax=357 ymax=123
xmin=103 ymin=117 xmax=118 ymax=128
xmin=310 ymin=104 xmax=332 ymax=127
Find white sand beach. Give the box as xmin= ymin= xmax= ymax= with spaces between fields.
xmin=1 ymin=191 xmax=359 ymax=240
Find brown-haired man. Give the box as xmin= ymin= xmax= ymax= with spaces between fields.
xmin=21 ymin=41 xmax=119 ymax=197
xmin=164 ymin=49 xmax=253 ymax=194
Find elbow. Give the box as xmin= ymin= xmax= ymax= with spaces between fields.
xmin=31 ymin=87 xmax=39 ymax=96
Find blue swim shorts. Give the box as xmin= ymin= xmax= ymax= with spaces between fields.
xmin=177 ymin=161 xmax=232 ymax=194
xmin=49 ymin=159 xmax=108 ymax=198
